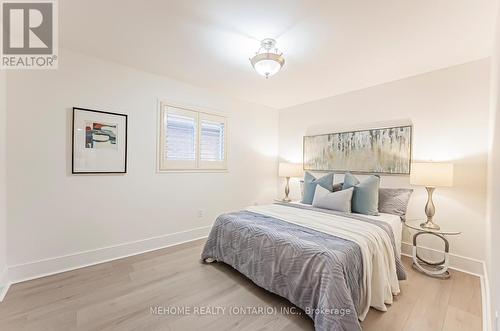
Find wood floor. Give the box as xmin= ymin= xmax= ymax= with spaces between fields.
xmin=0 ymin=239 xmax=482 ymax=331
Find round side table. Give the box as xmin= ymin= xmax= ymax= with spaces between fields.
xmin=404 ymin=220 xmax=461 ymax=279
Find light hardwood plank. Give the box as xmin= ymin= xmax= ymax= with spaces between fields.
xmin=442 ymin=306 xmax=482 ymax=331
xmin=0 ymin=239 xmax=482 ymax=331
xmin=448 ymin=270 xmax=482 ymax=317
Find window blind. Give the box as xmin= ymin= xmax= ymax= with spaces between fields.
xmin=200 ymin=120 xmax=225 ymax=161
xmin=165 ymin=113 xmax=197 ymax=161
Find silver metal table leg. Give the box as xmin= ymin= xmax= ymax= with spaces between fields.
xmin=412 ymin=231 xmax=450 ymax=279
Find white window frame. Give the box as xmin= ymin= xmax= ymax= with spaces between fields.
xmin=158 ymin=101 xmax=228 ymax=172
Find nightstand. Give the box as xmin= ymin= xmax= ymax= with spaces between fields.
xmin=404 ymin=220 xmax=461 ymax=279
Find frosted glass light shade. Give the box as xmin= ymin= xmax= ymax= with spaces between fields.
xmin=410 ymin=162 xmax=454 ymax=187
xmin=279 ymin=163 xmax=303 ymax=178
xmin=253 ymin=58 xmax=282 ymax=77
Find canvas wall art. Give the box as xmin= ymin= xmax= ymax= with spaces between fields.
xmin=72 ymin=107 xmax=128 ymax=174
xmin=303 ymin=125 xmax=412 ymax=174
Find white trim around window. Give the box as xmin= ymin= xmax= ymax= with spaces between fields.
xmin=158 ymin=101 xmax=228 ymax=172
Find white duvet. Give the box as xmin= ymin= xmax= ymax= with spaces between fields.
xmin=246 ymin=204 xmax=400 ymax=320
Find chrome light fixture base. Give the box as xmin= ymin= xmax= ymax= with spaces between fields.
xmin=250 ymin=38 xmax=285 ymax=78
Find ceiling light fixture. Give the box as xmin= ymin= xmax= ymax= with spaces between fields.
xmin=249 ymin=38 xmax=285 ymax=79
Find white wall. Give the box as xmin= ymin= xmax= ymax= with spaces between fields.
xmin=0 ymin=70 xmax=7 ymax=294
xmin=278 ymin=60 xmax=490 ymax=270
xmin=487 ymin=3 xmax=500 ymax=329
xmin=5 ymin=49 xmax=278 ymax=280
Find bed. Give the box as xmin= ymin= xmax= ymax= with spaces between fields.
xmin=201 ymin=202 xmax=406 ymax=331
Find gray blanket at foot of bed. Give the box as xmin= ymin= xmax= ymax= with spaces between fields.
xmin=202 ymin=210 xmax=366 ymax=331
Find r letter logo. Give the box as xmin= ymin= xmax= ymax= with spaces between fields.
xmin=1 ymin=0 xmax=58 ymax=69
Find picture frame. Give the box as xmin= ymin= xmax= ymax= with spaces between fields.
xmin=303 ymin=125 xmax=412 ymax=175
xmin=72 ymin=107 xmax=128 ymax=174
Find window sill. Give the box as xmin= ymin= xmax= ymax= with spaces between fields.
xmin=157 ymin=169 xmax=229 ymax=174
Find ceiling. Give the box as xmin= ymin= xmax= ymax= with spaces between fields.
xmin=60 ymin=0 xmax=498 ymax=109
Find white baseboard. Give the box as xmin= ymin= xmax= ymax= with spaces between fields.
xmin=0 ymin=268 xmax=10 ymax=302
xmin=481 ymin=262 xmax=491 ymax=331
xmin=7 ymin=226 xmax=211 ymax=285
xmin=401 ymin=241 xmax=484 ymax=276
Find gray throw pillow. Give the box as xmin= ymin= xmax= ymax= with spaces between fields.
xmin=378 ymin=188 xmax=413 ymax=220
xmin=312 ymin=185 xmax=354 ymax=212
xmin=332 ymin=182 xmax=343 ymax=192
xmin=343 ymin=173 xmax=380 ymax=216
xmin=300 ymin=181 xmax=341 ymax=200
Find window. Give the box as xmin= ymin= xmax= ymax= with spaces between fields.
xmin=159 ymin=103 xmax=227 ymax=171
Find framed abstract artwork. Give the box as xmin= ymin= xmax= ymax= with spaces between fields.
xmin=303 ymin=125 xmax=412 ymax=175
xmin=72 ymin=107 xmax=128 ymax=174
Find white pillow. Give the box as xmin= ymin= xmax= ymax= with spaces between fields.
xmin=312 ymin=185 xmax=354 ymax=213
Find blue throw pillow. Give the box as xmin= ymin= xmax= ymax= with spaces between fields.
xmin=302 ymin=172 xmax=334 ymax=204
xmin=343 ymin=173 xmax=380 ymax=216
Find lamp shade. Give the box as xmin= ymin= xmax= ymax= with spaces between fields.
xmin=279 ymin=163 xmax=303 ymax=178
xmin=410 ymin=162 xmax=454 ymax=187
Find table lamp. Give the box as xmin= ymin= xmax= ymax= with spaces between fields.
xmin=278 ymin=163 xmax=303 ymax=202
xmin=410 ymin=162 xmax=454 ymax=230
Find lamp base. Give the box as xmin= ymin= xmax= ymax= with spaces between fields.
xmin=282 ymin=176 xmax=291 ymax=203
xmin=420 ymin=220 xmax=440 ymax=230
xmin=421 ymin=186 xmax=440 ymax=230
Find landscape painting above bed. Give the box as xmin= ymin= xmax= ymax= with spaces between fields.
xmin=303 ymin=125 xmax=412 ymax=174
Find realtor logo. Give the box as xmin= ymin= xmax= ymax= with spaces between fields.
xmin=1 ymin=0 xmax=58 ymax=69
